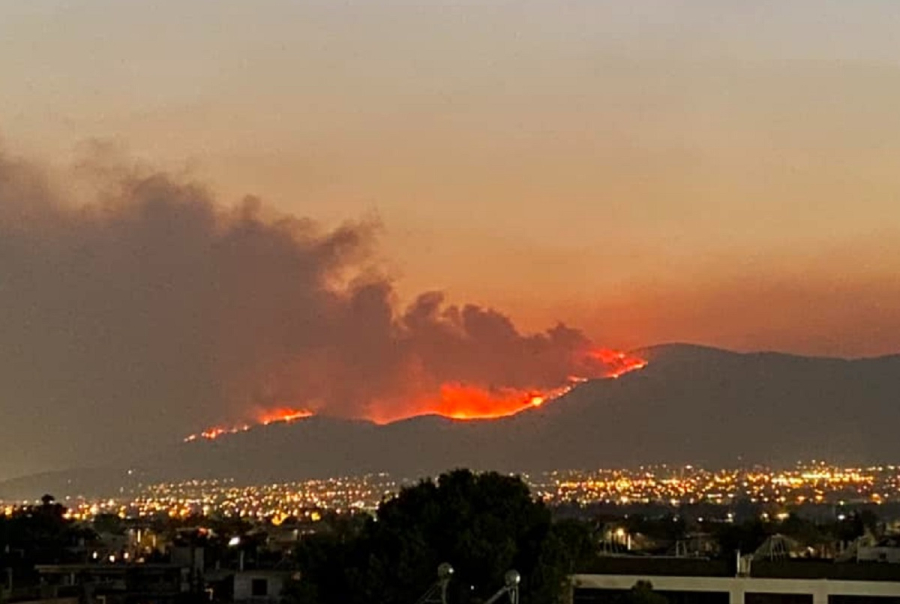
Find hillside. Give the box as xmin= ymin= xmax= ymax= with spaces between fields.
xmin=131 ymin=343 xmax=900 ymax=480
xmin=2 ymin=344 xmax=898 ymax=499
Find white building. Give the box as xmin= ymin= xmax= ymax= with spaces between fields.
xmin=573 ymin=572 xmax=900 ymax=604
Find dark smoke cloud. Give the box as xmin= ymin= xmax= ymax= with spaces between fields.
xmin=0 ymin=147 xmax=608 ymax=478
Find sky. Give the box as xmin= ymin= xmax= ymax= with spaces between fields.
xmin=1 ymin=1 xmax=900 ymax=478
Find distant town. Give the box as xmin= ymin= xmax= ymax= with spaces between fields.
xmin=7 ymin=464 xmax=900 ymax=604
xmin=5 ymin=462 xmax=900 ymax=522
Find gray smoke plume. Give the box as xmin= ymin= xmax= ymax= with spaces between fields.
xmin=0 ymin=147 xmax=617 ymax=478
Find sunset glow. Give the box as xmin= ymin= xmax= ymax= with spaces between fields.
xmin=4 ymin=0 xmax=900 ymax=485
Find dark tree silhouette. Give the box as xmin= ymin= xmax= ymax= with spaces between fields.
xmin=286 ymin=469 xmax=595 ymax=604
xmin=0 ymin=494 xmax=93 ymax=589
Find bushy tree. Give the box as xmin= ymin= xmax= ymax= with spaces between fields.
xmin=287 ymin=469 xmax=595 ymax=604
xmin=0 ymin=495 xmax=92 ymax=587
xmin=711 ymin=518 xmax=769 ymax=555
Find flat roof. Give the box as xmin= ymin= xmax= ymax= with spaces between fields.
xmin=577 ymin=557 xmax=900 ymax=582
xmin=574 ymin=574 xmax=900 ymax=599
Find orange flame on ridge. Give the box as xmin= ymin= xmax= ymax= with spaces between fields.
xmin=587 ymin=349 xmax=649 ymax=378
xmin=370 ymin=381 xmax=580 ymax=424
xmin=259 ymin=407 xmax=315 ymax=425
xmin=183 ymin=407 xmax=313 ymax=442
xmin=371 ymin=348 xmax=647 ymax=424
xmin=182 ymin=348 xmax=647 ymax=441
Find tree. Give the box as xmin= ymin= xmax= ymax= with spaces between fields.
xmin=288 ymin=469 xmax=595 ymax=604
xmin=779 ymin=514 xmax=827 ymax=548
xmin=0 ymin=494 xmax=91 ymax=589
xmin=831 ymin=509 xmax=880 ymax=542
xmin=618 ymin=580 xmax=669 ymax=604
xmin=712 ymin=518 xmax=769 ymax=556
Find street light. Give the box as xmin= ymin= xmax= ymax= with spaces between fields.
xmin=228 ymin=536 xmax=244 ymax=571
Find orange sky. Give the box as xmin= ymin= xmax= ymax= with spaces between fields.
xmin=2 ymin=0 xmax=900 ymax=357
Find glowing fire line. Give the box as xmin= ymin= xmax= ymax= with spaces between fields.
xmin=184 ymin=408 xmax=313 ymax=442
xmin=182 ymin=349 xmax=647 ymax=442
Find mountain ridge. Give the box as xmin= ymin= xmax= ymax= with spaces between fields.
xmin=2 ymin=343 xmax=899 ymax=500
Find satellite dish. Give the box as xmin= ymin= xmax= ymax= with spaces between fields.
xmin=438 ymin=563 xmax=454 ymax=580
xmin=414 ymin=563 xmax=454 ymax=604
xmin=483 ymin=570 xmax=521 ymax=604
xmin=504 ymin=570 xmax=520 ymax=587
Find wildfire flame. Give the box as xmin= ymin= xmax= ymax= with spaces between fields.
xmin=182 ymin=348 xmax=646 ymax=442
xmin=371 ymin=380 xmax=583 ymax=424
xmin=380 ymin=347 xmax=647 ymax=422
xmin=183 ymin=407 xmax=313 ymax=442
xmin=587 ymin=349 xmax=648 ymax=378
xmin=259 ymin=407 xmax=315 ymax=425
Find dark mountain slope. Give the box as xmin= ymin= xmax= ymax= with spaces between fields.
xmin=2 ymin=344 xmax=898 ymax=499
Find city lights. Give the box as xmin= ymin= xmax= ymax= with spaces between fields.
xmin=4 ymin=462 xmax=898 ymax=522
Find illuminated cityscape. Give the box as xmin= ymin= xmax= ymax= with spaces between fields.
xmin=6 ymin=462 xmax=900 ymax=522
xmin=532 ymin=463 xmax=900 ymax=507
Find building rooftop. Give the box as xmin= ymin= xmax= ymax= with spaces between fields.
xmin=577 ymin=556 xmax=900 ymax=582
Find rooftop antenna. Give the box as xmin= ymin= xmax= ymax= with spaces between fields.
xmin=415 ymin=563 xmax=454 ymax=604
xmin=484 ymin=570 xmax=520 ymax=604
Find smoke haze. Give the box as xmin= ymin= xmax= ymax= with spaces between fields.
xmin=0 ymin=146 xmax=621 ymax=478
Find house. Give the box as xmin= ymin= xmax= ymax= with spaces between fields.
xmin=35 ymin=563 xmax=194 ymax=604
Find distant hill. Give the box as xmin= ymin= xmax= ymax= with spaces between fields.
xmin=2 ymin=344 xmax=899 ymax=499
